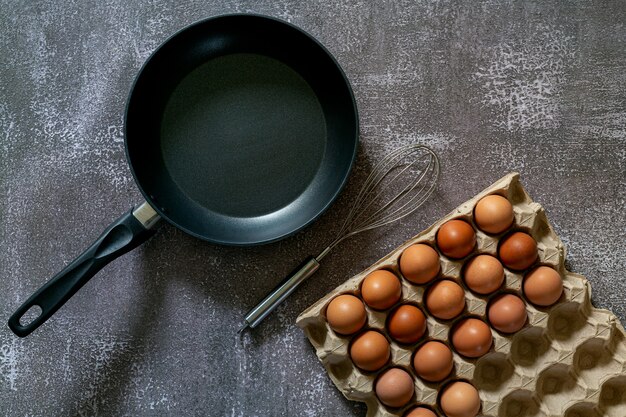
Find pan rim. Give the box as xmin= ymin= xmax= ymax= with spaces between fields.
xmin=123 ymin=13 xmax=359 ymax=246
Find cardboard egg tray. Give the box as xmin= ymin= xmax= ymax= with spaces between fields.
xmin=296 ymin=172 xmax=626 ymax=417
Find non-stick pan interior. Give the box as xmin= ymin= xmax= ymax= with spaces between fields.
xmin=125 ymin=15 xmax=358 ymax=245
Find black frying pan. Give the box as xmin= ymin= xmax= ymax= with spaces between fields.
xmin=8 ymin=14 xmax=358 ymax=337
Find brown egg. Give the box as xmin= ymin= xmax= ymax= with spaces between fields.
xmin=400 ymin=244 xmax=440 ymax=284
xmin=498 ymin=232 xmax=538 ymax=270
xmin=387 ymin=305 xmax=427 ymax=344
xmin=361 ymin=270 xmax=402 ymax=310
xmin=436 ymin=220 xmax=476 ymax=259
xmin=524 ymin=266 xmax=563 ymax=306
xmin=426 ymin=280 xmax=466 ymax=320
xmin=474 ymin=194 xmax=514 ymax=234
xmin=375 ymin=368 xmax=415 ymax=408
xmin=405 ymin=407 xmax=437 ymax=417
xmin=413 ymin=340 xmax=454 ymax=382
xmin=463 ymin=255 xmax=505 ymax=295
xmin=325 ymin=294 xmax=367 ymax=335
xmin=440 ymin=381 xmax=481 ymax=417
xmin=451 ymin=318 xmax=492 ymax=358
xmin=488 ymin=293 xmax=527 ymax=333
xmin=350 ymin=330 xmax=390 ymax=371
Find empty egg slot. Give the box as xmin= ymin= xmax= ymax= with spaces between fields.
xmin=536 ymin=363 xmax=584 ymax=414
xmin=328 ymin=358 xmax=357 ymax=381
xmin=599 ymin=375 xmax=626 ymax=417
xmin=563 ymin=402 xmax=602 ymax=417
xmin=305 ymin=322 xmax=329 ymax=346
xmin=497 ymin=389 xmax=540 ymax=417
xmin=472 ymin=352 xmax=515 ymax=392
xmin=574 ymin=336 xmax=625 ymax=395
xmin=546 ymin=302 xmax=587 ymax=342
xmin=509 ymin=327 xmax=549 ymax=367
xmin=573 ymin=337 xmax=613 ymax=372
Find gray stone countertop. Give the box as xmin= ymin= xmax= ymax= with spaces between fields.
xmin=1 ymin=1 xmax=625 ymax=416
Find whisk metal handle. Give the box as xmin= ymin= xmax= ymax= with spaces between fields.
xmin=239 ymin=257 xmax=320 ymax=331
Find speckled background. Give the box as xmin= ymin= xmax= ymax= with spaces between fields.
xmin=1 ymin=1 xmax=624 ymax=416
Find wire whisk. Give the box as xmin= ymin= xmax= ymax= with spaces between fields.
xmin=240 ymin=143 xmax=440 ymax=332
xmin=318 ymin=144 xmax=439 ymax=261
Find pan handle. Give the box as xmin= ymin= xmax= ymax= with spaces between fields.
xmin=7 ymin=202 xmax=160 ymax=337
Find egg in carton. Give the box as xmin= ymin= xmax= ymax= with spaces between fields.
xmin=296 ymin=172 xmax=626 ymax=417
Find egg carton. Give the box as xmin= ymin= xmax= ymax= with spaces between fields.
xmin=296 ymin=172 xmax=626 ymax=417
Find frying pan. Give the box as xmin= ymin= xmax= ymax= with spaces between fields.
xmin=8 ymin=14 xmax=358 ymax=337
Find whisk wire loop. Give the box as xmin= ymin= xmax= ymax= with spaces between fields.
xmin=317 ymin=144 xmax=439 ymax=261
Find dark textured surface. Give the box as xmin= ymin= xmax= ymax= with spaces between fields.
xmin=1 ymin=1 xmax=624 ymax=416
